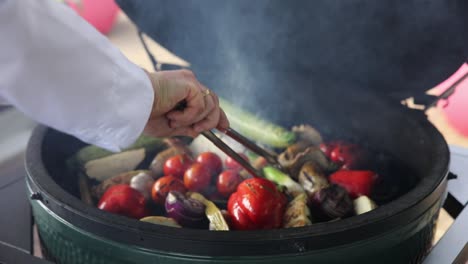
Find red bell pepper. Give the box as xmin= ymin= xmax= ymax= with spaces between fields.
xmin=227 ymin=178 xmax=287 ymax=230
xmin=329 ymin=170 xmax=377 ymax=198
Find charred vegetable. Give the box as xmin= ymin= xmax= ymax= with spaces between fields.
xmin=149 ymin=138 xmax=191 ymax=178
xmin=140 ymin=216 xmax=181 ymax=228
xmin=165 ymin=191 xmax=208 ymax=228
xmin=75 ymin=116 xmax=407 ymax=232
xmin=67 ymin=136 xmax=164 ymax=171
xmin=283 ymin=193 xmax=312 ymax=228
xmin=151 ymin=176 xmax=187 ymax=205
xmin=353 ymin=195 xmax=378 ymax=215
xmin=78 ymin=172 xmax=94 ymax=206
xmin=298 ymin=162 xmax=329 ymax=198
xmin=219 ymin=98 xmax=296 ymax=148
xmin=184 ymin=163 xmax=213 ymax=192
xmin=224 ymin=153 xmax=250 ymax=171
xmin=278 ymin=146 xmax=332 ymax=179
xmin=164 ymin=154 xmax=194 ymax=179
xmin=329 ymin=170 xmax=377 ymax=198
xmin=263 ymin=166 xmax=304 ymax=197
xmin=253 ymin=156 xmax=268 ymax=170
xmin=216 ymin=170 xmax=244 ymax=198
xmin=196 ymin=152 xmax=223 ymax=176
xmin=278 ymin=141 xmax=315 ymax=168
xmin=310 ymin=184 xmax=353 ymax=221
xmin=321 ymin=141 xmax=369 ymax=170
xmin=291 ymin=124 xmax=323 ymax=145
xmin=130 ymin=172 xmax=155 ymax=200
xmin=227 ymin=178 xmax=287 ymax=230
xmin=189 ymin=192 xmax=230 ymax=231
xmin=91 ymin=170 xmax=151 ymax=199
xmin=188 ymin=133 xmax=245 ymax=162
xmin=98 ymin=185 xmax=150 ymax=219
xmin=84 ymin=149 xmax=146 ymax=181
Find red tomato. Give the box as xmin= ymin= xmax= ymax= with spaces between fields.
xmin=227 ymin=192 xmax=256 ymax=230
xmin=329 ymin=143 xmax=368 ymax=170
xmin=227 ymin=178 xmax=287 ymax=230
xmin=196 ymin=152 xmax=223 ymax=175
xmin=151 ymin=176 xmax=187 ymax=205
xmin=319 ymin=142 xmax=339 ymax=158
xmin=225 ymin=153 xmax=249 ymax=171
xmin=98 ymin=184 xmax=150 ymax=219
xmin=217 ymin=170 xmax=243 ymax=198
xmin=163 ymin=154 xmax=194 ymax=179
xmin=184 ymin=163 xmax=212 ymax=192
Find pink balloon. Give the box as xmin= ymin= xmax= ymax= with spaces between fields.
xmin=67 ymin=0 xmax=120 ymax=35
xmin=433 ymin=63 xmax=468 ymax=136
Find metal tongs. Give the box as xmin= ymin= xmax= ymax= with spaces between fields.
xmin=202 ymin=128 xmax=280 ymax=178
xmin=171 ymin=99 xmax=277 ymax=177
xmin=137 ymin=32 xmax=282 ymax=178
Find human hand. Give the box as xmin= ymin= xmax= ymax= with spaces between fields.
xmin=143 ymin=70 xmax=229 ymax=138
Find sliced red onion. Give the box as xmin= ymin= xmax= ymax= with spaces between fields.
xmin=165 ymin=191 xmax=208 ymax=228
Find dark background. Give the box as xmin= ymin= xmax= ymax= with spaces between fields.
xmin=117 ymin=0 xmax=467 ymax=127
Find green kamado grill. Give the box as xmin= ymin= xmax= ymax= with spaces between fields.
xmin=26 ymin=1 xmax=466 ymax=263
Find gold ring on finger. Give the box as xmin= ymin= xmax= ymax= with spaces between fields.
xmin=202 ymin=89 xmax=211 ymax=97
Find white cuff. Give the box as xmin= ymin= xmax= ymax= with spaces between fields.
xmin=74 ymin=63 xmax=154 ymax=152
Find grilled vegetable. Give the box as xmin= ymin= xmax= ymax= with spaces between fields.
xmin=253 ymin=156 xmax=268 ymax=170
xmin=291 ymin=124 xmax=323 ymax=145
xmin=238 ymin=169 xmax=254 ymax=180
xmin=279 ymin=141 xmax=315 ymax=164
xmin=78 ymin=172 xmax=94 ymax=206
xmin=140 ymin=216 xmax=181 ymax=228
xmin=278 ymin=146 xmax=332 ymax=179
xmin=196 ymin=152 xmax=223 ymax=176
xmin=329 ymin=170 xmax=377 ymax=198
xmin=283 ymin=193 xmax=312 ymax=228
xmin=91 ymin=170 xmax=150 ymax=199
xmin=164 ymin=154 xmax=194 ymax=179
xmin=325 ymin=141 xmax=369 ymax=170
xmin=184 ymin=163 xmax=213 ymax=192
xmin=227 ymin=178 xmax=287 ymax=230
xmin=84 ymin=149 xmax=145 ymax=181
xmin=353 ymin=195 xmax=377 ymax=215
xmin=298 ymin=162 xmax=329 ymax=198
xmin=225 ymin=153 xmax=250 ymax=171
xmin=310 ymin=185 xmax=353 ymax=221
xmin=263 ymin=166 xmax=304 ymax=198
xmin=219 ymin=98 xmax=296 ymax=148
xmin=189 ymin=192 xmax=230 ymax=231
xmin=188 ymin=133 xmax=245 ymax=162
xmin=165 ymin=191 xmax=208 ymax=228
xmin=149 ymin=138 xmax=191 ymax=179
xmin=319 ymin=142 xmax=337 ymax=158
xmin=217 ymin=170 xmax=243 ymax=198
xmin=67 ymin=136 xmax=164 ymax=171
xmin=130 ymin=172 xmax=155 ymax=200
xmin=210 ymin=210 xmax=232 ymax=230
xmin=98 ymin=185 xmax=150 ymax=219
xmin=151 ymin=176 xmax=187 ymax=205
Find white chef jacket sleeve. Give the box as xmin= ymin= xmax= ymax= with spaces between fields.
xmin=0 ymin=0 xmax=154 ymax=152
